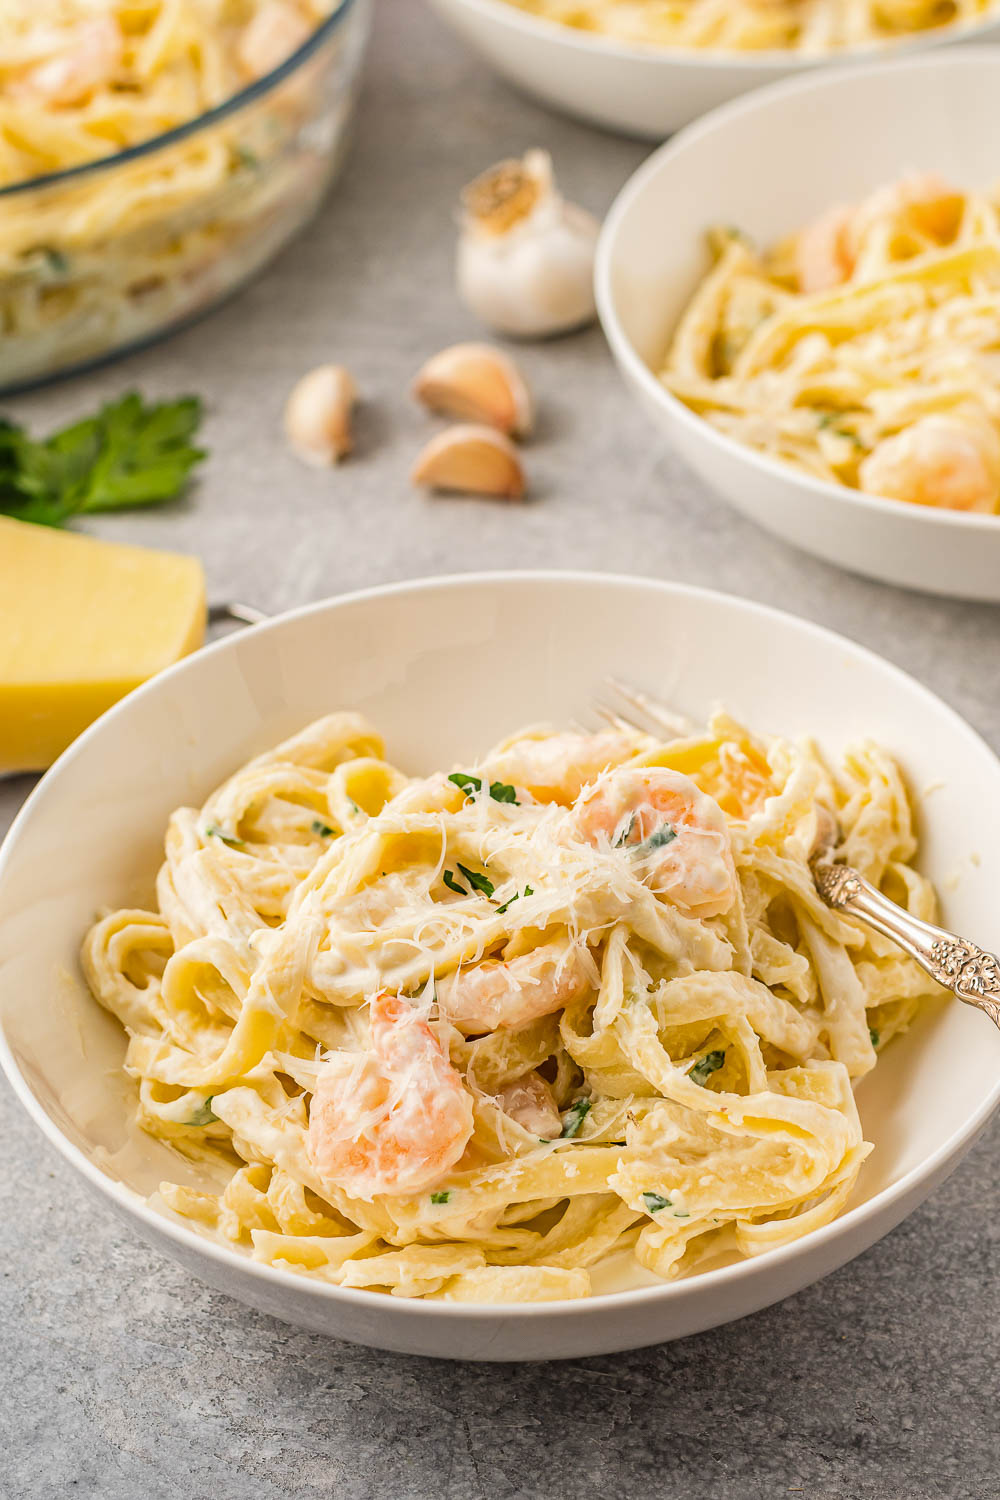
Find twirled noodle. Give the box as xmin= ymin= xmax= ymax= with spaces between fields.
xmin=82 ymin=709 xmax=943 ymax=1303
xmin=501 ymin=0 xmax=995 ymax=53
xmin=661 ymin=174 xmax=1000 ymax=514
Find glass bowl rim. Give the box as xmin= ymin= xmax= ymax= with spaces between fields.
xmin=0 ymin=0 xmax=362 ymax=203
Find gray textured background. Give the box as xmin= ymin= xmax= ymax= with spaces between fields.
xmin=2 ymin=3 xmax=998 ymax=1496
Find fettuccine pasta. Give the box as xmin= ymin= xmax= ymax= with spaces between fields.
xmin=83 ymin=710 xmax=942 ymax=1303
xmin=501 ymin=0 xmax=995 ymax=52
xmin=661 ymin=173 xmax=1000 ymax=514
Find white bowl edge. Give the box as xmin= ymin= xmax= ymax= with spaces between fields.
xmin=2 ymin=570 xmax=999 ymax=1360
xmin=595 ymin=49 xmax=1000 ymax=597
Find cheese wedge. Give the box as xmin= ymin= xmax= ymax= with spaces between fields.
xmin=0 ymin=516 xmax=206 ymax=773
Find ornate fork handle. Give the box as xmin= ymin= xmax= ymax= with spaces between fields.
xmin=812 ymin=862 xmax=1000 ymax=1029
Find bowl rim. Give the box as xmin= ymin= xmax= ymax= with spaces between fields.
xmin=0 ymin=0 xmax=363 ymax=203
xmin=437 ymin=0 xmax=1000 ymax=71
xmin=594 ymin=46 xmax=1000 ymax=536
xmin=2 ymin=568 xmax=999 ymax=1322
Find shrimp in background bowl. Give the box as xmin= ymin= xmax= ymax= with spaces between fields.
xmin=661 ymin=172 xmax=1000 ymax=516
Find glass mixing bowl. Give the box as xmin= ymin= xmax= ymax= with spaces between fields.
xmin=0 ymin=0 xmax=371 ymax=394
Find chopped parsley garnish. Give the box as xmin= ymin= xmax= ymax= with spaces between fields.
xmin=0 ymin=391 xmax=205 ymax=529
xmin=817 ymin=410 xmax=864 ymax=447
xmin=869 ymin=1027 xmax=880 ymax=1049
xmin=489 ymin=781 xmax=518 ymax=804
xmin=204 ymin=824 xmax=244 ymax=849
xmin=495 ymin=884 xmax=533 ymax=916
xmin=632 ymin=824 xmax=677 ymax=859
xmin=456 ymin=862 xmax=495 ymax=898
xmin=613 ymin=813 xmax=637 ymax=848
xmin=448 ymin=772 xmax=519 ymax=805
xmin=448 ymin=771 xmax=480 ymax=796
xmin=26 ymin=245 xmax=70 ymax=276
xmin=310 ymin=819 xmax=334 ymax=836
xmin=430 ymin=1190 xmax=451 ymax=1205
xmin=688 ymin=1048 xmax=726 ymax=1086
xmin=560 ymin=1098 xmax=591 ymax=1139
xmin=188 ymin=1097 xmax=217 ymax=1127
xmin=234 ymin=145 xmax=260 ymax=171
xmin=443 ymin=869 xmax=465 ymax=895
xmin=642 ymin=1192 xmax=671 ymax=1214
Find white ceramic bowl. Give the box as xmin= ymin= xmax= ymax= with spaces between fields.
xmin=596 ymin=50 xmax=1000 ymax=600
xmin=2 ymin=573 xmax=999 ymax=1360
xmin=427 ymin=0 xmax=1000 ymax=138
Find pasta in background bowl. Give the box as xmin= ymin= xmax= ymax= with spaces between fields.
xmin=427 ymin=0 xmax=1000 ymax=138
xmin=596 ymin=49 xmax=1000 ymax=598
xmin=661 ymin=175 xmax=1000 ymax=515
xmin=499 ymin=0 xmax=996 ymax=54
xmin=1 ymin=573 xmax=999 ymax=1358
xmin=0 ymin=0 xmax=370 ymax=393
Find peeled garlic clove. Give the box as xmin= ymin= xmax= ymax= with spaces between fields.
xmin=411 ymin=424 xmax=525 ymax=500
xmin=456 ymin=149 xmax=600 ymax=339
xmin=413 ymin=343 xmax=533 ymax=438
xmin=284 ymin=364 xmax=357 ymax=466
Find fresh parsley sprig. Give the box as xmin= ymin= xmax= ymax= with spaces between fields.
xmin=0 ymin=391 xmax=205 ymax=529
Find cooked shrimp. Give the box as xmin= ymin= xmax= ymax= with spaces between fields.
xmin=573 ymin=766 xmax=737 ymax=919
xmin=858 ymin=413 xmax=1000 ymax=514
xmin=795 ymin=204 xmax=856 ymax=295
xmin=437 ymin=939 xmax=591 ymax=1032
xmin=794 ymin=173 xmax=961 ymax=294
xmin=308 ymin=991 xmax=473 ymax=1199
xmin=9 ymin=15 xmax=122 ymax=106
xmin=497 ymin=1070 xmax=562 ymax=1138
xmin=482 ymin=729 xmax=643 ymax=804
xmin=238 ymin=0 xmax=313 ymax=78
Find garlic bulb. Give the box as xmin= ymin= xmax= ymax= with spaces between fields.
xmin=456 ymin=149 xmax=600 ymax=339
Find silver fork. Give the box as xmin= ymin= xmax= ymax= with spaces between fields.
xmin=592 ymin=680 xmax=1000 ymax=1031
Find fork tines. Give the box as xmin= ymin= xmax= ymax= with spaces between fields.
xmin=589 ymin=678 xmax=693 ymax=740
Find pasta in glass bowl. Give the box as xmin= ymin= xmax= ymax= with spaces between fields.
xmin=0 ymin=0 xmax=371 ymax=394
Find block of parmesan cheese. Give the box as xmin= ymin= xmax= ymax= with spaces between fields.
xmin=0 ymin=516 xmax=206 ymax=773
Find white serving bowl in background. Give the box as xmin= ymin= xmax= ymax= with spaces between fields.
xmin=596 ymin=50 xmax=1000 ymax=599
xmin=2 ymin=573 xmax=999 ymax=1360
xmin=427 ymin=0 xmax=1000 ymax=138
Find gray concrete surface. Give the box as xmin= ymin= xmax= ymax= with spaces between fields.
xmin=2 ymin=2 xmax=998 ymax=1496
